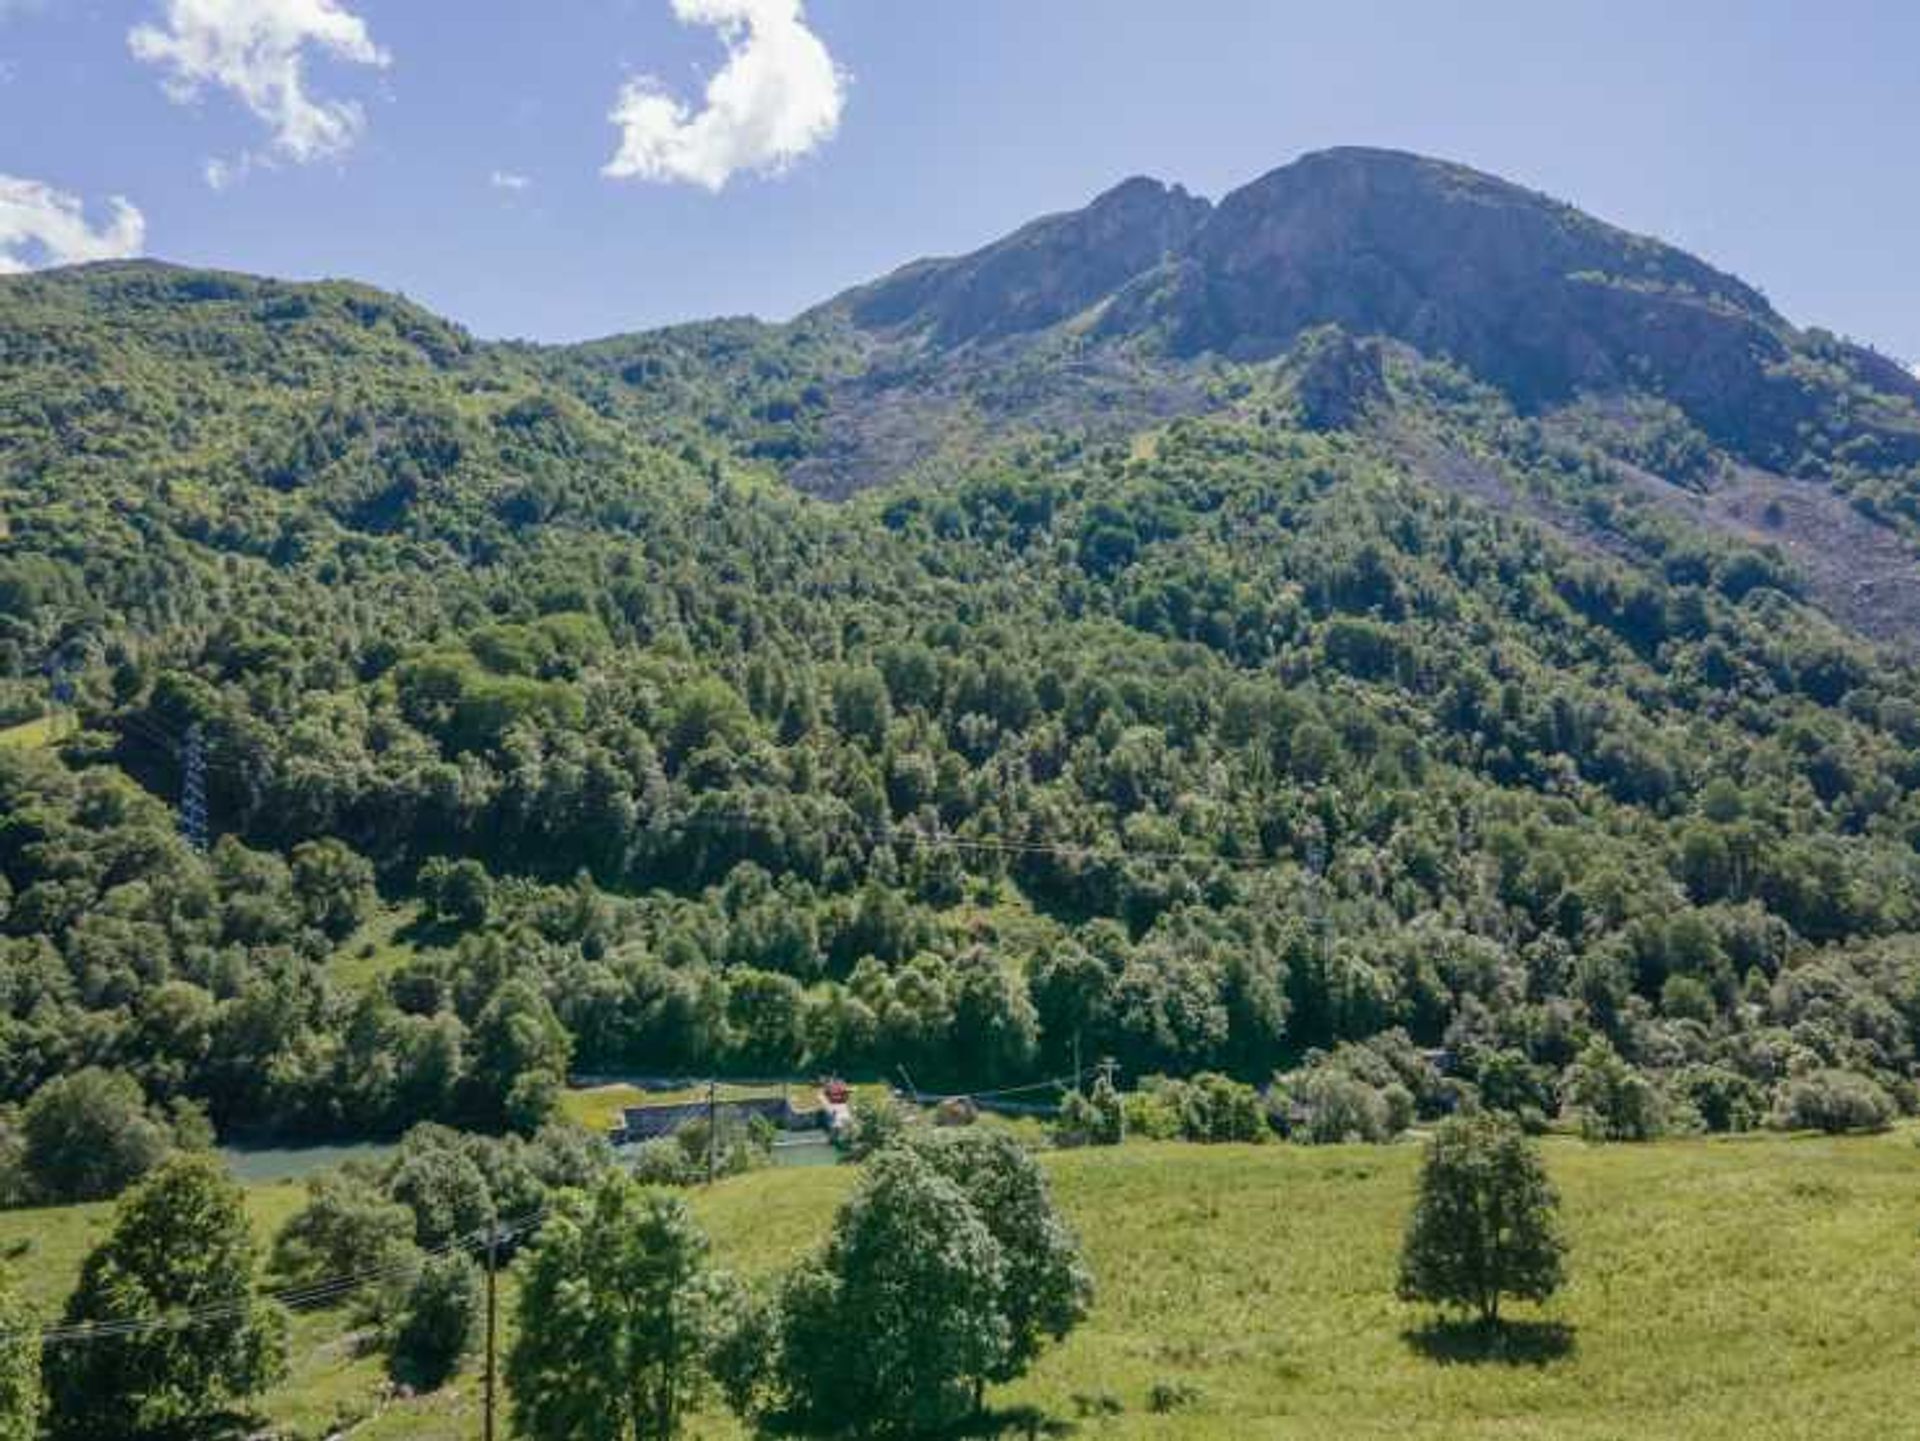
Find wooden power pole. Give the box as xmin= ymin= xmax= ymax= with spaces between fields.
xmin=483 ymin=1223 xmax=499 ymax=1441
xmin=706 ymin=1078 xmax=719 ymax=1186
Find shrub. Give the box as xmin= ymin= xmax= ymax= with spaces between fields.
xmin=1673 ymin=1065 xmax=1765 ymax=1134
xmin=0 ymin=1268 xmax=37 ymax=1441
xmin=1053 ymin=1074 xmax=1125 ymax=1148
xmin=271 ymin=1170 xmax=416 ymax=1293
xmin=1772 ymin=1070 xmax=1895 ymax=1134
xmin=387 ymin=1252 xmax=482 ymax=1390
xmin=1134 ymin=1074 xmax=1266 ymax=1144
xmin=1561 ymin=1040 xmax=1664 ymax=1141
xmin=844 ymin=1092 xmax=908 ymax=1160
xmin=19 ymin=1069 xmax=173 ymax=1204
xmin=1281 ymin=1068 xmax=1404 ymax=1144
xmin=1147 ymin=1378 xmax=1203 ymax=1414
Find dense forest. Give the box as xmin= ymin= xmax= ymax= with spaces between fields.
xmin=5 ymin=195 xmax=1920 ymax=1166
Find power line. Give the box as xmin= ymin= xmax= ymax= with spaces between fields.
xmin=605 ymin=1067 xmax=1091 ymax=1109
xmin=101 ymin=710 xmax=1317 ymax=881
xmin=17 ymin=1207 xmax=549 ymax=1350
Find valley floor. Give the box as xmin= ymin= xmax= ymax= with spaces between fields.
xmin=6 ymin=1131 xmax=1920 ymax=1438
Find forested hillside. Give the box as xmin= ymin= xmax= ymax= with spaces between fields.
xmin=6 ymin=151 xmax=1920 ymax=1157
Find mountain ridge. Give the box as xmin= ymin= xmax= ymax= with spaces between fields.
xmin=819 ymin=147 xmax=1920 ymax=469
xmin=11 ymin=147 xmax=1920 ymax=1189
xmin=8 ymin=145 xmax=1920 ymax=661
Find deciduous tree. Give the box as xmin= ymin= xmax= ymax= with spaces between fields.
xmin=509 ymin=1174 xmax=730 ymax=1441
xmin=1398 ymin=1114 xmax=1566 ymax=1328
xmin=46 ymin=1156 xmax=288 ymax=1440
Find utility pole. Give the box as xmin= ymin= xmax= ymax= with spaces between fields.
xmin=1305 ymin=830 xmax=1333 ymax=974
xmin=1072 ymin=1028 xmax=1083 ymax=1092
xmin=180 ymin=722 xmax=209 ymax=853
xmin=46 ymin=647 xmax=77 ymax=741
xmin=483 ymin=1222 xmax=499 ymax=1441
xmin=706 ymin=1079 xmax=718 ymax=1186
xmin=1099 ymin=1057 xmax=1124 ymax=1142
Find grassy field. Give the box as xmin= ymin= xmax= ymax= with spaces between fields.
xmin=324 ymin=903 xmax=429 ymax=992
xmin=694 ymin=1132 xmax=1920 ymax=1441
xmin=6 ymin=1131 xmax=1920 ymax=1438
xmin=0 ymin=713 xmax=71 ymax=750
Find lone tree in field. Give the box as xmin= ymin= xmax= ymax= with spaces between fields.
xmin=46 ymin=1155 xmax=288 ymax=1440
xmin=1398 ymin=1114 xmax=1566 ymax=1329
xmin=508 ymin=1173 xmax=730 ymax=1441
xmin=741 ymin=1147 xmax=1012 ymax=1437
xmin=899 ymin=1128 xmax=1092 ymax=1393
xmin=719 ymin=1132 xmax=1089 ymax=1435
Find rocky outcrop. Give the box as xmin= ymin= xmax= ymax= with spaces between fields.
xmin=834 ymin=176 xmax=1211 ymax=346
xmin=825 ymin=147 xmax=1920 ymax=472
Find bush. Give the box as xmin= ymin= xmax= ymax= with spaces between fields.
xmin=1561 ymin=1040 xmax=1664 ymax=1141
xmin=387 ymin=1252 xmax=481 ymax=1390
xmin=1147 ymin=1378 xmax=1202 ymax=1414
xmin=1134 ymin=1074 xmax=1266 ymax=1144
xmin=1474 ymin=1048 xmax=1554 ymax=1127
xmin=628 ymin=1114 xmax=772 ymax=1186
xmin=1121 ymin=1089 xmax=1183 ymax=1141
xmin=0 ymin=1268 xmax=37 ymax=1441
xmin=1053 ymin=1074 xmax=1125 ymax=1148
xmin=1771 ymin=1070 xmax=1895 ymax=1134
xmin=1673 ymin=1065 xmax=1765 ymax=1134
xmin=271 ymin=1170 xmax=416 ymax=1293
xmin=19 ymin=1069 xmax=173 ymax=1204
xmin=1280 ymin=1068 xmax=1406 ymax=1144
xmin=844 ymin=1092 xmax=908 ymax=1160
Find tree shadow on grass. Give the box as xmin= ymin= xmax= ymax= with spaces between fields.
xmin=1403 ymin=1317 xmax=1576 ymax=1367
xmin=948 ymin=1405 xmax=1080 ymax=1439
xmin=160 ymin=1412 xmax=268 ymax=1441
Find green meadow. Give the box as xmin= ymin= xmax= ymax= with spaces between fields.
xmin=5 ymin=1131 xmax=1919 ymax=1439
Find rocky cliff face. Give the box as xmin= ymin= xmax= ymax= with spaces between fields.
xmin=840 ymin=175 xmax=1211 ymax=346
xmin=824 ymin=147 xmax=1920 ymax=472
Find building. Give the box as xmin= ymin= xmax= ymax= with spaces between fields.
xmin=610 ymin=1094 xmax=822 ymax=1145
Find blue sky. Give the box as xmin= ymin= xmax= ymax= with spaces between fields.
xmin=2 ymin=1 xmax=1917 ymax=357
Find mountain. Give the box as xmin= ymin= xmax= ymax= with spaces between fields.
xmin=837 ymin=174 xmax=1212 ymax=345
xmin=745 ymin=148 xmax=1920 ymax=647
xmin=5 ymin=150 xmax=1920 ymax=1159
xmin=829 ymin=147 xmax=1920 ymax=473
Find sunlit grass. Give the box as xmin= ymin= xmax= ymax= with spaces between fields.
xmin=324 ymin=903 xmax=426 ymax=992
xmin=0 ymin=713 xmax=71 ymax=750
xmin=8 ymin=1131 xmax=1919 ymax=1439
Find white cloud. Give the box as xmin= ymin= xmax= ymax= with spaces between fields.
xmin=129 ymin=0 xmax=389 ymax=173
xmin=0 ymin=175 xmax=146 ymax=274
xmin=490 ymin=170 xmax=532 ymax=192
xmin=604 ymin=0 xmax=846 ymax=192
